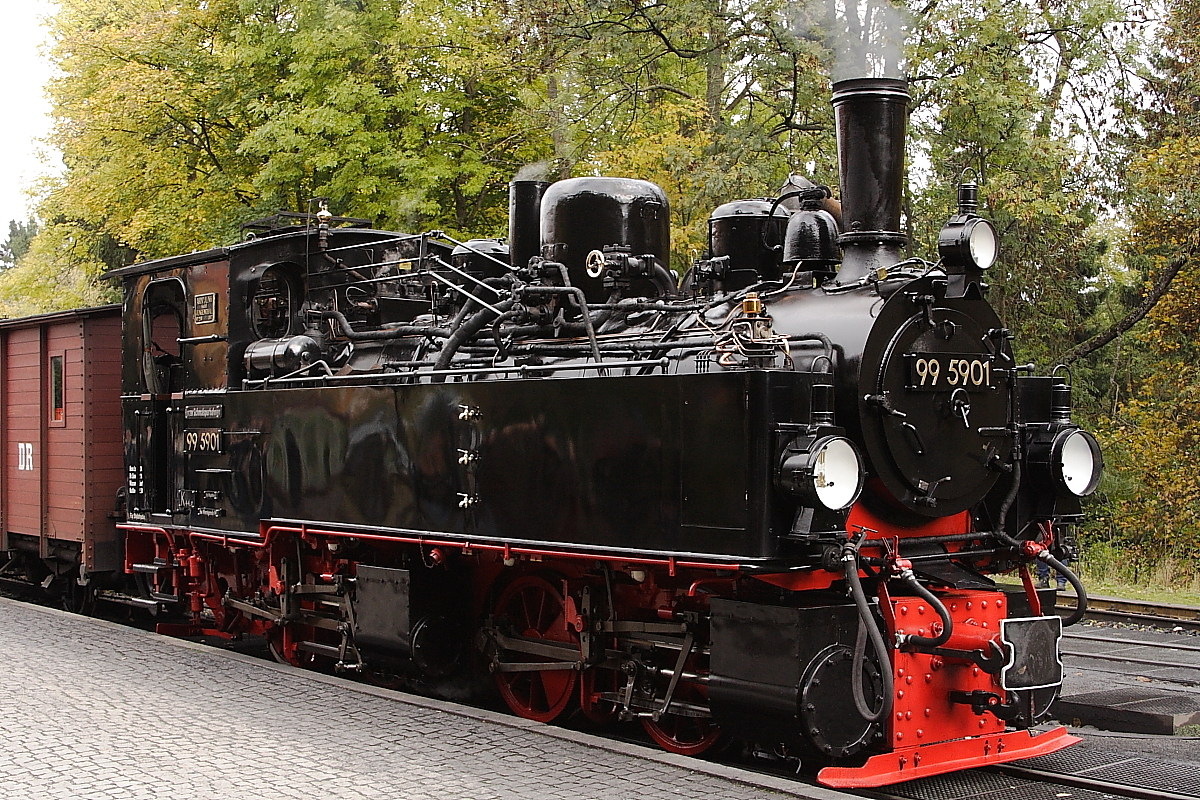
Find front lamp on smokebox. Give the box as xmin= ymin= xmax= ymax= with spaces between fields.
xmin=1051 ymin=428 xmax=1102 ymax=497
xmin=938 ymin=177 xmax=998 ymax=271
xmin=1025 ymin=424 xmax=1103 ymax=501
xmin=778 ymin=435 xmax=865 ymax=511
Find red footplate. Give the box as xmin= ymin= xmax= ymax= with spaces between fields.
xmin=817 ymin=727 xmax=1079 ymax=788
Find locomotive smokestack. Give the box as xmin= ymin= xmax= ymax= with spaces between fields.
xmin=831 ymin=78 xmax=909 ymax=284
xmin=508 ymin=180 xmax=550 ymax=271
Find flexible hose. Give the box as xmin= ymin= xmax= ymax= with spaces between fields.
xmin=432 ymin=298 xmax=517 ymax=379
xmin=895 ymin=570 xmax=953 ymax=649
xmin=843 ymin=556 xmax=893 ymax=723
xmin=490 ymin=309 xmax=522 ymax=358
xmin=996 ymin=461 xmax=1022 ymax=536
xmin=993 ymin=462 xmax=1089 ymax=624
xmin=1040 ymin=552 xmax=1089 ymax=626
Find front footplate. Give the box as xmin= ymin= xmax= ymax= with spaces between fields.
xmin=817 ymin=726 xmax=1079 ymax=788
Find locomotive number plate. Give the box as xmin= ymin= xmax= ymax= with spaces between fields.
xmin=906 ymin=353 xmax=995 ymax=391
xmin=184 ymin=428 xmax=224 ymax=454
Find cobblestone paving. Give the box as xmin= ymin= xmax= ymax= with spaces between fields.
xmin=0 ymin=598 xmax=843 ymax=800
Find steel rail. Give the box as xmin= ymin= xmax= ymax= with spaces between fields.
xmin=1056 ymin=595 xmax=1200 ymax=633
xmin=1063 ymin=630 xmax=1200 ymax=652
xmin=989 ymin=763 xmax=1200 ymax=800
xmin=1058 ymin=648 xmax=1200 ymax=673
xmin=862 ymin=763 xmax=1200 ymax=800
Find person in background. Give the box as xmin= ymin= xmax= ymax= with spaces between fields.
xmin=1035 ymin=527 xmax=1076 ymax=591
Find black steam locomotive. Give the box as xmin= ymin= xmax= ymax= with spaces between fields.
xmin=108 ymin=78 xmax=1100 ymax=787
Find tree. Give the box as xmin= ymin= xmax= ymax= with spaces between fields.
xmin=26 ymin=0 xmax=552 ymax=285
xmin=1084 ymin=0 xmax=1200 ymax=560
xmin=905 ymin=0 xmax=1140 ymax=371
xmin=0 ymin=220 xmax=39 ymax=268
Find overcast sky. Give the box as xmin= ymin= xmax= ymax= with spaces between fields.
xmin=1 ymin=1 xmax=59 ymax=229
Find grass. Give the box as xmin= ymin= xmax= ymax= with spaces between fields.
xmin=1073 ymin=540 xmax=1200 ymax=608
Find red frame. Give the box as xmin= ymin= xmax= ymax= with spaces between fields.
xmin=819 ymin=727 xmax=1079 ymax=787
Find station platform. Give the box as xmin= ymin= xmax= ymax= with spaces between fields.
xmin=0 ymin=597 xmax=851 ymax=800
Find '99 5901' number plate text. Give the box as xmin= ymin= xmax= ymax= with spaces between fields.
xmin=184 ymin=428 xmax=223 ymax=453
xmin=906 ymin=353 xmax=994 ymax=391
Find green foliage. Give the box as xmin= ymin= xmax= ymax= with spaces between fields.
xmin=0 ymin=220 xmax=39 ymax=268
xmin=14 ymin=0 xmax=1200 ymax=569
xmin=906 ymin=0 xmax=1138 ymax=371
xmin=0 ymin=222 xmax=119 ymax=316
xmin=1077 ymin=0 xmax=1200 ymax=562
xmin=31 ymin=0 xmax=551 ymax=281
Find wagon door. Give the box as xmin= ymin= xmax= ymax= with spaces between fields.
xmin=127 ymin=278 xmax=188 ymax=521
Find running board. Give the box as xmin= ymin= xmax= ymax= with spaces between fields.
xmin=817 ymin=727 xmax=1079 ymax=788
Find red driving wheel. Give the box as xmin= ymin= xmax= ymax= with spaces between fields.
xmin=580 ymin=666 xmax=619 ymax=725
xmin=641 ymin=682 xmax=723 ymax=756
xmin=492 ymin=575 xmax=579 ymax=723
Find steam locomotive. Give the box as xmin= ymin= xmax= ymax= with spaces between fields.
xmin=49 ymin=77 xmax=1099 ymax=787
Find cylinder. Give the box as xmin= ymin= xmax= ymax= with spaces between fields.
xmin=244 ymin=335 xmax=322 ymax=378
xmin=832 ymin=78 xmax=909 ymax=283
xmin=508 ymin=181 xmax=550 ymax=272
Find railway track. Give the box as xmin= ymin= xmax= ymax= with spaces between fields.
xmin=1058 ymin=628 xmax=1200 ymax=685
xmin=1057 ymin=593 xmax=1200 ymax=633
xmin=858 ymin=736 xmax=1200 ymax=800
xmin=990 ymin=761 xmax=1200 ymax=800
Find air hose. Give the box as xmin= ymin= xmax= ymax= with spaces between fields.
xmin=994 ymin=462 xmax=1089 ymax=625
xmin=893 ymin=568 xmax=953 ymax=649
xmin=1039 ymin=551 xmax=1088 ymax=626
xmin=843 ymin=549 xmax=894 ymax=723
xmin=433 ymin=298 xmax=518 ymax=379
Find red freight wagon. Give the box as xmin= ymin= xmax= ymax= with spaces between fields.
xmin=0 ymin=305 xmax=123 ymax=607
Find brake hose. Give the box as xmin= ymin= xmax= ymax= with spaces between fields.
xmin=994 ymin=463 xmax=1089 ymax=626
xmin=843 ymin=551 xmax=894 ymax=723
xmin=1039 ymin=551 xmax=1089 ymax=626
xmin=893 ymin=568 xmax=953 ymax=649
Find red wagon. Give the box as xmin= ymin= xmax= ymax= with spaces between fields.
xmin=0 ymin=304 xmax=124 ymax=606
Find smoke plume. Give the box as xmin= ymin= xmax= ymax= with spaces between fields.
xmin=513 ymin=161 xmax=551 ymax=182
xmin=791 ymin=0 xmax=909 ymax=83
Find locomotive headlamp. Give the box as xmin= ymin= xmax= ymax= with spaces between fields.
xmin=1052 ymin=428 xmax=1102 ymax=497
xmin=938 ymin=177 xmax=999 ymax=271
xmin=939 ymin=214 xmax=998 ymax=270
xmin=778 ymin=435 xmax=865 ymax=511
